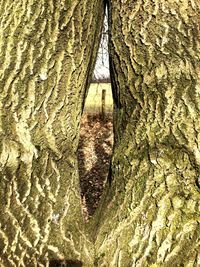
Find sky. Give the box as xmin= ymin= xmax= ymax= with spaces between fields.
xmin=93 ymin=11 xmax=110 ymax=80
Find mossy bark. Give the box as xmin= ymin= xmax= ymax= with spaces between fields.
xmin=0 ymin=1 xmax=104 ymax=266
xmin=1 ymin=0 xmax=200 ymax=266
xmin=93 ymin=0 xmax=200 ymax=266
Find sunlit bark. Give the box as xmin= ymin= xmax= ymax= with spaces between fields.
xmin=93 ymin=1 xmax=200 ymax=266
xmin=0 ymin=0 xmax=104 ymax=266
xmin=1 ymin=0 xmax=200 ymax=266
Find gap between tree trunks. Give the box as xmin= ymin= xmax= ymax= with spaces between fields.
xmin=77 ymin=3 xmax=114 ymax=222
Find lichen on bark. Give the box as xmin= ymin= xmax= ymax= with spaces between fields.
xmin=93 ymin=0 xmax=200 ymax=266
xmin=1 ymin=0 xmax=200 ymax=266
xmin=0 ymin=0 xmax=104 ymax=266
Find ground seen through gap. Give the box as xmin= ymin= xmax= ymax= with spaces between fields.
xmin=79 ymin=12 xmax=112 ymax=220
xmin=78 ymin=113 xmax=113 ymax=221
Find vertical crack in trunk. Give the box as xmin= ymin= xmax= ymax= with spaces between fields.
xmin=78 ymin=5 xmax=114 ymax=222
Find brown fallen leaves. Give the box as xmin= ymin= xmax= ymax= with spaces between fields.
xmin=78 ymin=114 xmax=113 ymax=221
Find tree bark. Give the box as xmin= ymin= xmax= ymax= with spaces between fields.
xmin=93 ymin=1 xmax=200 ymax=266
xmin=1 ymin=0 xmax=200 ymax=266
xmin=0 ymin=1 xmax=104 ymax=266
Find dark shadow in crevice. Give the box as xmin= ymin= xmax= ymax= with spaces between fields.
xmin=49 ymin=260 xmax=83 ymax=267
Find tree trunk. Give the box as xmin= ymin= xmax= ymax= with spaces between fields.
xmin=0 ymin=1 xmax=104 ymax=266
xmin=93 ymin=1 xmax=200 ymax=266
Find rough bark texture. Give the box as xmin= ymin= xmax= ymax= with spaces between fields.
xmin=0 ymin=1 xmax=104 ymax=266
xmin=93 ymin=1 xmax=200 ymax=266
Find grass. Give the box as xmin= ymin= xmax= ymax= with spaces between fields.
xmin=84 ymin=83 xmax=113 ymax=115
